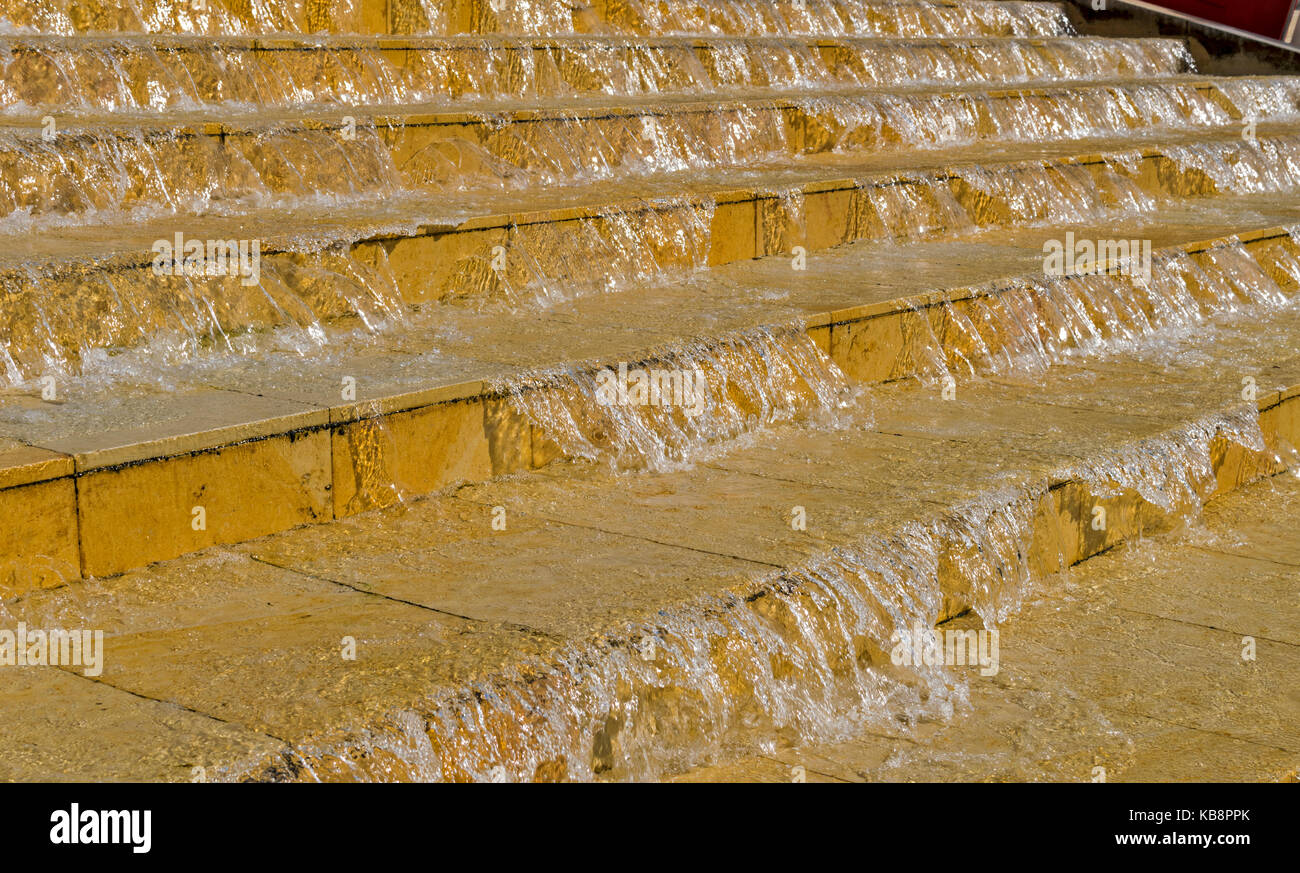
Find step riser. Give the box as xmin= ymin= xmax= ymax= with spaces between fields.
xmin=820 ymin=238 xmax=1300 ymax=384
xmin=5 ymin=80 xmax=1281 ymax=228
xmin=7 ymin=134 xmax=1300 ymax=383
xmin=3 ymin=228 xmax=1297 ymax=586
xmin=0 ymin=37 xmax=1193 ymax=111
xmin=0 ymin=0 xmax=1071 ymax=38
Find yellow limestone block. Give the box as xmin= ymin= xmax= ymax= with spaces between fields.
xmin=0 ymin=443 xmax=78 ymax=596
xmin=77 ymin=431 xmax=332 ymax=578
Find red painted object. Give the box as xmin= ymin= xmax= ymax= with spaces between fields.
xmin=1143 ymin=0 xmax=1293 ymax=39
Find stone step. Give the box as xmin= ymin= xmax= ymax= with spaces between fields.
xmin=6 ymin=124 xmax=1300 ymax=383
xmin=2 ymin=221 xmax=1298 ymax=584
xmin=3 ymin=76 xmax=1284 ymax=228
xmin=1 ymin=278 xmax=1296 ymax=780
xmin=672 ymin=471 xmax=1300 ymax=782
xmin=0 ymin=0 xmax=1073 ymax=39
xmin=0 ymin=34 xmax=1194 ymax=111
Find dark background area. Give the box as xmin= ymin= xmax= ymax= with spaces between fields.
xmin=1147 ymin=0 xmax=1294 ymax=39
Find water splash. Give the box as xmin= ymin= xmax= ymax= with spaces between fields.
xmin=1067 ymin=404 xmax=1267 ymax=516
xmin=494 ymin=324 xmax=850 ymax=471
xmin=924 ymin=236 xmax=1299 ymax=383
xmin=0 ymin=241 xmax=406 ymax=386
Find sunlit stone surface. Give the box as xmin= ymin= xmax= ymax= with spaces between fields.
xmin=0 ymin=0 xmax=1296 ymax=781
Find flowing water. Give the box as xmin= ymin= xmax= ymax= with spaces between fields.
xmin=10 ymin=132 xmax=1300 ymax=387
xmin=2 ymin=0 xmax=1298 ymax=782
xmin=494 ymin=230 xmax=1300 ymax=471
xmin=493 ymin=325 xmax=852 ymax=471
xmin=265 ymin=232 xmax=1295 ymax=780
xmin=1 ymin=78 xmax=1290 ymax=230
xmin=0 ymin=10 xmax=1295 ymax=387
xmin=0 ymin=36 xmax=1194 ymax=112
xmin=244 ymin=373 xmax=1280 ymax=782
xmin=0 ymin=0 xmax=1074 ymax=38
xmin=597 ymin=0 xmax=1074 ymax=39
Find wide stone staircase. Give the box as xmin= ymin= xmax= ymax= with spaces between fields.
xmin=0 ymin=0 xmax=1297 ymax=781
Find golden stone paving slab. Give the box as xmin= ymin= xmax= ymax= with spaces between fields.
xmin=671 ymin=475 xmax=1300 ymax=782
xmin=0 ymin=548 xmax=554 ymax=766
xmin=0 ymin=666 xmax=283 ymax=783
xmin=0 ymin=388 xmax=327 ymax=472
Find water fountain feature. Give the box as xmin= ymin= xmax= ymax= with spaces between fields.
xmin=0 ymin=0 xmax=1296 ymax=782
